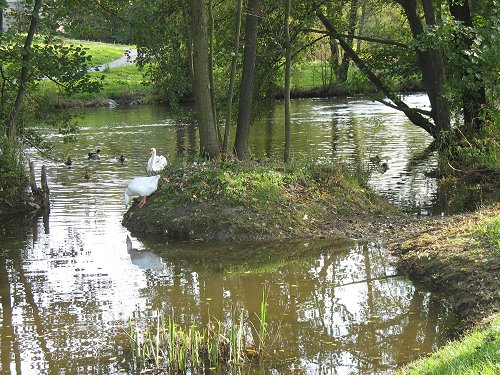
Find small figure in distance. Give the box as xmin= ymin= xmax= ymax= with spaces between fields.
xmin=64 ymin=157 xmax=73 ymax=166
xmin=116 ymin=155 xmax=125 ymax=163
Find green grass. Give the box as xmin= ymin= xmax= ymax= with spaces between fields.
xmin=61 ymin=38 xmax=130 ymax=66
xmin=395 ymin=315 xmax=500 ymax=375
xmin=91 ymin=64 xmax=150 ymax=98
xmin=476 ymin=214 xmax=500 ymax=255
xmin=291 ymin=61 xmax=330 ymax=88
xmin=157 ymin=159 xmax=369 ymax=211
xmin=37 ymin=64 xmax=150 ymax=103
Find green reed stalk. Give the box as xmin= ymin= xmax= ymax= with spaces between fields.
xmin=259 ymin=285 xmax=267 ymax=352
xmin=168 ymin=316 xmax=175 ymax=364
xmin=155 ymin=313 xmax=160 ymax=368
xmin=237 ymin=310 xmax=244 ymax=362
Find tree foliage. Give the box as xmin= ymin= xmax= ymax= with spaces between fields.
xmin=0 ymin=0 xmax=103 ymax=198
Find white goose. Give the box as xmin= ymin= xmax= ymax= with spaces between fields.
xmin=147 ymin=148 xmax=167 ymax=174
xmin=124 ymin=175 xmax=161 ymax=208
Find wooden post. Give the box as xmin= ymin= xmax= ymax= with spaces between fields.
xmin=41 ymin=165 xmax=50 ymax=210
xmin=29 ymin=161 xmax=40 ymax=195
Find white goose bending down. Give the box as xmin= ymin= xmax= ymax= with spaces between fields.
xmin=147 ymin=148 xmax=167 ymax=174
xmin=124 ymin=175 xmax=161 ymax=208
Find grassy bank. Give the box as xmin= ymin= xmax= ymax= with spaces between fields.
xmin=395 ymin=315 xmax=499 ymax=375
xmin=122 ymin=159 xmax=399 ymax=241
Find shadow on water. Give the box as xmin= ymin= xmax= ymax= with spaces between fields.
xmin=0 ymin=95 xmax=470 ymax=374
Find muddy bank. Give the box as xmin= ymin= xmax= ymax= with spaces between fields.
xmin=389 ymin=204 xmax=500 ymax=332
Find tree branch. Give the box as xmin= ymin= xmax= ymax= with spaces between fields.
xmin=303 ymin=28 xmax=409 ymax=48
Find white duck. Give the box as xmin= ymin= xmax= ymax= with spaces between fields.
xmin=147 ymin=148 xmax=167 ymax=174
xmin=124 ymin=175 xmax=161 ymax=208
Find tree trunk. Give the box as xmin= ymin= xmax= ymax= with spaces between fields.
xmin=397 ymin=0 xmax=450 ymax=134
xmin=337 ymin=0 xmax=359 ymax=83
xmin=223 ymin=0 xmax=243 ymax=153
xmin=178 ymin=0 xmax=194 ymax=85
xmin=326 ymin=2 xmax=342 ymax=83
xmin=356 ymin=0 xmax=367 ymax=52
xmin=449 ymin=0 xmax=487 ymax=133
xmin=208 ymin=0 xmax=219 ymax=141
xmin=7 ymin=0 xmax=43 ymax=139
xmin=234 ymin=0 xmax=259 ymax=160
xmin=284 ymin=0 xmax=291 ymax=164
xmin=191 ymin=0 xmax=220 ymax=158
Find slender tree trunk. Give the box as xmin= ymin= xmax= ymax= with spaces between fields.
xmin=223 ymin=0 xmax=243 ymax=153
xmin=8 ymin=0 xmax=42 ymax=139
xmin=356 ymin=0 xmax=367 ymax=52
xmin=234 ymin=0 xmax=259 ymax=160
xmin=397 ymin=0 xmax=450 ymax=134
xmin=449 ymin=0 xmax=486 ymax=133
xmin=284 ymin=0 xmax=291 ymax=164
xmin=208 ymin=0 xmax=219 ymax=142
xmin=191 ymin=0 xmax=220 ymax=158
xmin=326 ymin=2 xmax=342 ymax=83
xmin=178 ymin=0 xmax=194 ymax=83
xmin=337 ymin=0 xmax=359 ymax=83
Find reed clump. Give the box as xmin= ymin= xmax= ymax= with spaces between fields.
xmin=128 ymin=287 xmax=269 ymax=373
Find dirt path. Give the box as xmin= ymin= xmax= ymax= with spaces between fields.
xmin=92 ymin=48 xmax=137 ymax=71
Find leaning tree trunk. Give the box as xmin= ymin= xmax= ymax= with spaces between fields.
xmin=234 ymin=0 xmax=259 ymax=160
xmin=317 ymin=10 xmax=437 ymax=137
xmin=397 ymin=0 xmax=450 ymax=135
xmin=191 ymin=0 xmax=220 ymax=158
xmin=8 ymin=0 xmax=43 ymax=139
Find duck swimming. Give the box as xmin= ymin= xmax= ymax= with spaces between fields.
xmin=64 ymin=157 xmax=73 ymax=166
xmin=116 ymin=155 xmax=125 ymax=163
xmin=88 ymin=149 xmax=101 ymax=160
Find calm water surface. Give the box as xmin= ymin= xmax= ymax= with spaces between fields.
xmin=1 ymin=95 xmax=458 ymax=374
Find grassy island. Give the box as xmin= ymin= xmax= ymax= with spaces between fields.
xmin=122 ymin=159 xmax=401 ymax=242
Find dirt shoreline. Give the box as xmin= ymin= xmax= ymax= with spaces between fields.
xmin=388 ymin=204 xmax=500 ymax=332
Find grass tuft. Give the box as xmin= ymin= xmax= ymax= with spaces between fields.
xmin=395 ymin=315 xmax=500 ymax=375
xmin=127 ymin=287 xmax=270 ymax=373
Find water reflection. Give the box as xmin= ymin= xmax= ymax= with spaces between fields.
xmin=0 ymin=95 xmax=459 ymax=374
xmin=1 ymin=224 xmax=456 ymax=374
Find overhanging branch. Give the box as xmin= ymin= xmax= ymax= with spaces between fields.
xmin=303 ymin=28 xmax=409 ymax=48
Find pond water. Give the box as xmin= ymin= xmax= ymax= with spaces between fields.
xmin=1 ymin=94 xmax=459 ymax=374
